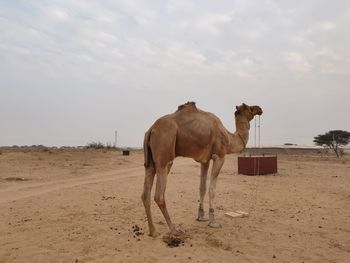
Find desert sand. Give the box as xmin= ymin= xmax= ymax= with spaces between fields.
xmin=0 ymin=148 xmax=349 ymax=262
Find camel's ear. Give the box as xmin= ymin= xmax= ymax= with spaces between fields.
xmin=242 ymin=103 xmax=248 ymax=108
xmin=236 ymin=106 xmax=239 ymax=110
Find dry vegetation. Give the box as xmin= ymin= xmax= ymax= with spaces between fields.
xmin=0 ymin=148 xmax=349 ymax=262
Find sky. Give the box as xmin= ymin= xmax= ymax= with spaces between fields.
xmin=1 ymin=0 xmax=349 ymax=147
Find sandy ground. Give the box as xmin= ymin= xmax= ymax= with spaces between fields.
xmin=0 ymin=149 xmax=349 ymax=263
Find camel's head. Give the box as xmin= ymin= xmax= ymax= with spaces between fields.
xmin=235 ymin=103 xmax=263 ymax=120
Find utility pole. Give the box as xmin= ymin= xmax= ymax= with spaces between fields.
xmin=254 ymin=117 xmax=257 ymax=147
xmin=258 ymin=115 xmax=261 ymax=148
xmin=114 ymin=130 xmax=118 ymax=148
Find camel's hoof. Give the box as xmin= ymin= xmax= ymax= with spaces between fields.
xmin=197 ymin=217 xmax=209 ymax=222
xmin=149 ymin=230 xmax=159 ymax=238
xmin=208 ymin=222 xmax=222 ymax=228
xmin=170 ymin=229 xmax=185 ymax=237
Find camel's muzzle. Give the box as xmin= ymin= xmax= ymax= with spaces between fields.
xmin=256 ymin=107 xmax=263 ymax=116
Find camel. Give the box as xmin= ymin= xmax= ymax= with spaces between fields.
xmin=141 ymin=102 xmax=263 ymax=237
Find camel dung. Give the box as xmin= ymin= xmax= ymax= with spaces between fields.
xmin=162 ymin=231 xmax=188 ymax=248
xmin=131 ymin=224 xmax=144 ymax=237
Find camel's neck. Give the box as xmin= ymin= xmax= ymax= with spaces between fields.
xmin=226 ymin=116 xmax=250 ymax=154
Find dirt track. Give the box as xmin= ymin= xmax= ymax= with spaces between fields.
xmin=0 ymin=149 xmax=349 ymax=262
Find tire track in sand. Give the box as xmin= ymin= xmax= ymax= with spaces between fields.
xmin=0 ymin=166 xmax=143 ymax=204
xmin=0 ymin=158 xmax=193 ymax=204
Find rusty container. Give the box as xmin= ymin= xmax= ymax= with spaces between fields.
xmin=238 ymin=155 xmax=277 ymax=175
xmin=122 ymin=150 xmax=130 ymax=156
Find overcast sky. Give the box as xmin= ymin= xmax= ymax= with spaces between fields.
xmin=1 ymin=0 xmax=349 ymax=147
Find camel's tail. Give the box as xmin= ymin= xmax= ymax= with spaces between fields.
xmin=143 ymin=129 xmax=154 ymax=168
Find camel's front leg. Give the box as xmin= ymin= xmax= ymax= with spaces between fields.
xmin=208 ymin=156 xmax=225 ymax=228
xmin=197 ymin=162 xmax=209 ymax=221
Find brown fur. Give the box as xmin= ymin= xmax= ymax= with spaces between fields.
xmin=142 ymin=102 xmax=263 ymax=236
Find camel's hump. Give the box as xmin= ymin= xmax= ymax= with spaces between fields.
xmin=177 ymin=101 xmax=197 ymax=112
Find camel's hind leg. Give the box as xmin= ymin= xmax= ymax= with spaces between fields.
xmin=154 ymin=166 xmax=177 ymax=235
xmin=197 ymin=162 xmax=209 ymax=221
xmin=141 ymin=166 xmax=156 ymax=237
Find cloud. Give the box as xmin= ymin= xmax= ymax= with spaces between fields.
xmin=287 ymin=11 xmax=350 ymax=75
xmin=320 ymin=21 xmax=335 ymax=31
xmin=314 ymin=48 xmax=349 ymax=74
xmin=241 ymin=20 xmax=269 ymax=40
xmin=283 ymin=52 xmax=312 ymax=73
xmin=51 ymin=8 xmax=69 ymax=21
xmin=196 ymin=13 xmax=233 ymax=34
xmin=166 ymin=0 xmax=194 ymax=13
xmin=162 ymin=45 xmax=207 ymax=73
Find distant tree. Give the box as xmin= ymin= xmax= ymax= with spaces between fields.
xmin=313 ymin=130 xmax=350 ymax=157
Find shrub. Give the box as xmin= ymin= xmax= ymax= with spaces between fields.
xmin=85 ymin=142 xmax=117 ymax=150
